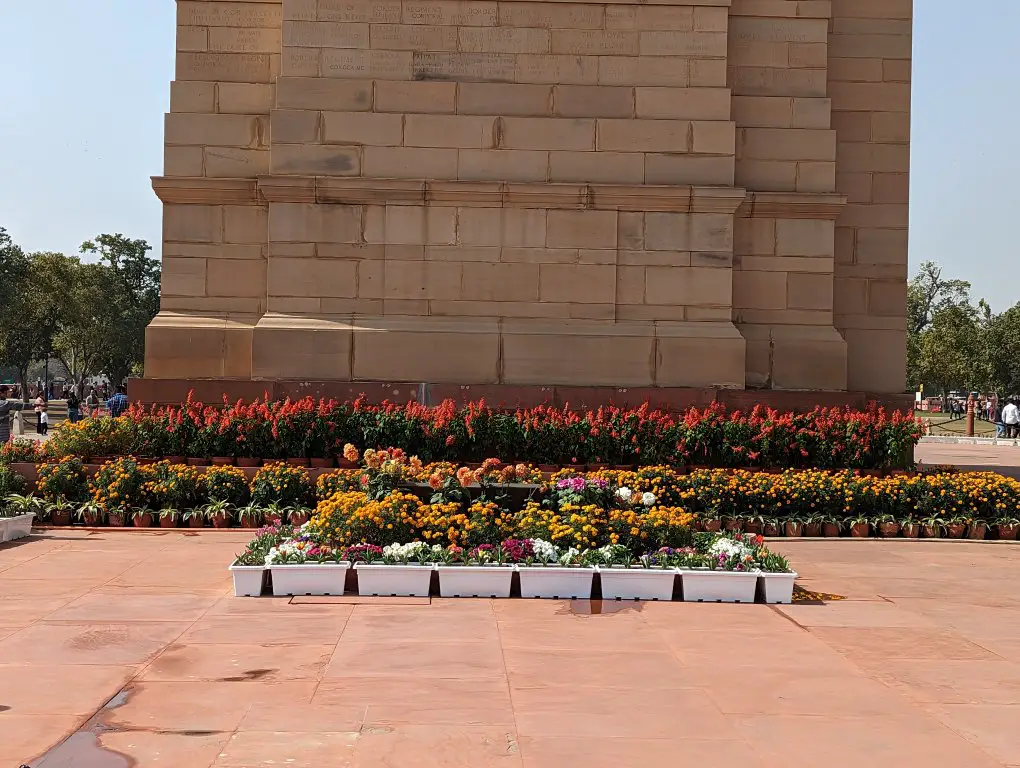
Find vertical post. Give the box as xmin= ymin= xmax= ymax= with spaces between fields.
xmin=966 ymin=393 xmax=975 ymax=437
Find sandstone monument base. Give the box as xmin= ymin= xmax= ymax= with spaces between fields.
xmin=146 ymin=0 xmax=911 ymax=398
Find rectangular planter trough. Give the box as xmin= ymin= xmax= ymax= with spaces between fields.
xmin=518 ymin=566 xmax=595 ymax=599
xmin=355 ymin=563 xmax=434 ymax=597
xmin=758 ymin=571 xmax=798 ymax=604
xmin=270 ymin=563 xmax=350 ymax=596
xmin=437 ymin=565 xmax=513 ymax=598
xmin=680 ymin=569 xmax=759 ymax=603
xmin=597 ymin=566 xmax=676 ymax=601
xmin=1 ymin=513 xmax=35 ymax=542
xmin=229 ymin=564 xmax=266 ymax=597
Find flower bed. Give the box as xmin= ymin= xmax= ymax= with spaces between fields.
xmin=4 ymin=450 xmax=1020 ymax=540
xmin=36 ymin=396 xmax=921 ymax=470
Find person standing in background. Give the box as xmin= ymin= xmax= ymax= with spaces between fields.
xmin=0 ymin=386 xmax=26 ymax=443
xmin=33 ymin=393 xmax=46 ymax=434
xmin=66 ymin=389 xmax=81 ymax=423
xmin=107 ymin=385 xmax=129 ymax=418
xmin=38 ymin=404 xmax=49 ymax=436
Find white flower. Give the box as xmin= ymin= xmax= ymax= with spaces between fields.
xmin=530 ymin=538 xmax=558 ymax=562
xmin=382 ymin=542 xmax=426 ymax=562
xmin=641 ymin=492 xmax=656 ymax=506
xmin=558 ymin=547 xmax=580 ymax=566
xmin=709 ymin=538 xmax=751 ymax=559
xmin=616 ymin=486 xmax=633 ymax=502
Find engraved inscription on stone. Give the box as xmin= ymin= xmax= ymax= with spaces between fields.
xmin=179 ymin=2 xmax=283 ymax=28
xmin=371 ymin=24 xmax=459 ymax=51
xmin=411 ymin=52 xmax=516 ymax=82
xmin=178 ymin=52 xmax=273 ymax=81
xmin=516 ymin=55 xmax=598 ymax=85
xmin=553 ymin=30 xmax=637 ymax=56
xmin=284 ymin=20 xmax=369 ymax=49
xmin=317 ymin=0 xmax=402 ymax=23
xmin=460 ymin=28 xmax=549 ymax=54
xmin=404 ymin=1 xmax=498 ymax=27
xmin=209 ymin=28 xmax=281 ymax=53
xmin=498 ymin=3 xmax=602 ymax=30
xmin=322 ymin=49 xmax=412 ymax=79
xmin=283 ymin=48 xmax=322 ymax=76
xmin=730 ymin=19 xmax=827 ymax=44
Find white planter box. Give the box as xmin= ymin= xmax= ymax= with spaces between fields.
xmin=355 ymin=563 xmax=434 ymax=597
xmin=0 ymin=518 xmax=9 ymax=543
xmin=270 ymin=562 xmax=351 ymax=596
xmin=759 ymin=571 xmax=798 ymax=604
xmin=229 ymin=564 xmax=266 ymax=597
xmin=518 ymin=566 xmax=594 ymax=599
xmin=437 ymin=565 xmax=513 ymax=598
xmin=680 ymin=569 xmax=759 ymax=603
xmin=2 ymin=513 xmax=35 ymax=542
xmin=597 ymin=566 xmax=676 ymax=601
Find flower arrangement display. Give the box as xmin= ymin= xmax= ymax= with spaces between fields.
xmin=141 ymin=462 xmax=204 ymax=513
xmin=204 ymin=465 xmax=251 ymax=507
xmin=0 ymin=438 xmax=43 ymax=465
xmin=0 ymin=464 xmax=28 ymax=513
xmin=35 ymin=395 xmax=923 ymax=471
xmin=89 ymin=457 xmax=146 ymax=513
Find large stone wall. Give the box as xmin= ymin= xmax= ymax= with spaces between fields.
xmin=148 ymin=0 xmax=911 ymax=393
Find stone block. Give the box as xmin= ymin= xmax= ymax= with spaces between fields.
xmin=516 ymin=54 xmax=598 ymax=85
xmin=775 ymin=219 xmax=834 ymax=257
xmin=605 ymin=5 xmax=693 ymax=31
xmin=644 ymin=265 xmax=731 ymax=307
xmin=844 ymin=328 xmax=906 ymax=393
xmin=165 ymin=113 xmax=262 ymax=147
xmin=205 ymin=147 xmax=270 ymax=177
xmin=599 ymin=56 xmax=689 ymax=87
xmin=165 ymin=205 xmax=223 ymax=243
xmin=550 ymin=151 xmax=644 ymax=184
xmin=363 ymin=147 xmax=458 ymax=179
xmin=209 ymin=26 xmax=282 ymax=53
xmin=461 ymin=262 xmax=540 ymax=302
xmin=458 ymin=83 xmax=551 ymax=116
xmin=539 ymin=264 xmax=615 ymax=304
xmin=323 ymin=111 xmax=403 ymax=145
xmin=276 ymin=77 xmax=372 ymax=111
xmin=218 ymin=82 xmax=275 ymax=114
xmin=352 ymin=317 xmax=501 ymax=383
xmin=546 ymin=210 xmax=617 ymax=249
xmin=740 ymin=324 xmax=848 ymax=391
xmin=376 ymin=81 xmax=456 ymax=113
xmin=501 ymin=117 xmax=596 ymax=151
xmin=269 ymin=203 xmax=362 ymax=243
xmin=636 ymin=88 xmax=731 ymax=120
xmin=164 ymin=146 xmax=205 ymax=177
xmin=271 ymin=144 xmax=361 ymax=175
xmin=786 ymin=273 xmax=833 ymax=310
xmin=404 ymin=114 xmax=496 ymax=149
xmin=403 ymin=0 xmax=498 ymax=27
xmin=692 ymin=121 xmax=736 ymax=155
xmin=271 ymin=109 xmax=320 ymax=143
xmin=500 ymin=3 xmax=604 ymax=30
xmin=457 ymin=208 xmax=547 ymax=248
xmin=223 ymin=205 xmax=268 ymax=244
xmin=252 ymin=315 xmax=353 ymax=380
xmin=161 ymin=257 xmax=207 ymax=297
xmin=364 ymin=205 xmax=457 ymax=246
xmin=207 ymin=258 xmax=266 ymax=298
xmin=177 ymin=52 xmax=273 ymax=83
xmin=868 ymin=279 xmax=908 ymax=317
xmin=461 ymin=27 xmax=550 ymax=54
xmin=644 ymin=155 xmax=734 ymax=185
xmin=645 ymin=213 xmax=733 ymax=253
xmin=733 ymin=270 xmax=787 ymax=310
xmin=170 ymin=81 xmax=216 ymax=113
xmin=383 ymin=260 xmax=462 ymax=300
xmin=554 ymin=86 xmax=633 ymax=118
xmin=657 ymin=322 xmax=746 ymax=388
xmin=145 ymin=313 xmax=255 ymax=379
xmin=268 ymin=257 xmax=358 ymax=298
xmin=458 ymin=150 xmax=548 ymax=182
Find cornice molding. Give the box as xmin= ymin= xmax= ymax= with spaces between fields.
xmin=153 ymin=176 xmax=845 ymax=218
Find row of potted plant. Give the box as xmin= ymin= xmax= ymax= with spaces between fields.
xmin=231 ymin=526 xmax=797 ymax=604
xmin=28 ymin=395 xmax=921 ymax=469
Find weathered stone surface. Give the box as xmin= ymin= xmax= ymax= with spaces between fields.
xmin=147 ymin=0 xmax=911 ymax=395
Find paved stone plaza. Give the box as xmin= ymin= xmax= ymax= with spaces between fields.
xmin=1 ymin=531 xmax=1017 ymax=767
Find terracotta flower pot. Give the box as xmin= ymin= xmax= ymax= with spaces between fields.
xmin=187 ymin=458 xmax=209 ymax=467
xmin=211 ymin=457 xmax=235 ymax=466
xmin=901 ymin=523 xmax=920 ymax=539
xmin=211 ymin=513 xmax=231 ymax=529
xmin=166 ymin=456 xmax=186 ymax=465
xmin=133 ymin=513 xmax=154 ymax=528
xmin=108 ymin=512 xmax=126 ymax=527
xmin=337 ymin=459 xmax=359 ymax=469
xmin=996 ymin=524 xmax=1019 ymax=541
xmin=784 ymin=522 xmax=804 ymax=538
xmin=822 ymin=522 xmax=841 ymax=537
xmin=289 ymin=510 xmax=310 ymax=526
xmin=159 ymin=516 xmax=178 ymax=529
xmin=849 ymin=522 xmax=870 ymax=538
xmin=286 ymin=458 xmax=310 ymax=467
xmin=921 ymin=524 xmax=941 ymax=539
xmin=188 ymin=516 xmax=205 ymax=529
xmin=703 ymin=519 xmax=722 ymax=533
xmin=237 ymin=458 xmax=261 ymax=468
xmin=877 ymin=521 xmax=900 ymax=538
xmin=744 ymin=521 xmax=763 ymax=535
xmin=966 ymin=523 xmax=987 ymax=540
xmin=803 ymin=522 xmax=822 ymax=537
xmin=240 ymin=518 xmax=261 ymax=530
xmin=310 ymin=458 xmax=334 ymax=469
xmin=945 ymin=523 xmax=966 ymax=539
xmin=51 ymin=510 xmax=72 ymax=526
xmin=765 ymin=522 xmax=782 ymax=537
xmin=724 ymin=519 xmax=744 ymax=534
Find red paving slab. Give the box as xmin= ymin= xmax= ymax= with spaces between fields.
xmin=0 ymin=531 xmax=1018 ymax=767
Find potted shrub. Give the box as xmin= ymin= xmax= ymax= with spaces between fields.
xmin=205 ymin=466 xmax=250 ymax=509
xmin=966 ymin=517 xmax=988 ymax=540
xmin=132 ymin=507 xmax=155 ymax=528
xmin=900 ymin=515 xmax=920 ymax=538
xmin=995 ymin=516 xmax=1019 ymax=540
xmin=44 ymin=497 xmax=74 ymax=527
xmin=802 ymin=515 xmax=823 ymax=538
xmin=436 ymin=544 xmax=515 ymax=598
xmin=250 ymin=463 xmax=313 ymax=512
xmin=288 ymin=506 xmax=312 ymax=527
xmin=516 ymin=539 xmax=594 ymax=600
xmin=107 ymin=508 xmax=128 ymax=527
xmin=36 ymin=458 xmax=88 ymax=515
xmin=158 ymin=509 xmax=181 ymax=529
xmin=846 ymin=514 xmax=871 ymax=538
xmin=89 ymin=457 xmax=145 ymax=526
xmin=182 ymin=508 xmax=205 ymax=528
xmin=784 ymin=517 xmax=805 ymax=538
xmin=1 ymin=493 xmax=41 ymax=540
xmin=237 ymin=504 xmax=264 ymax=530
xmin=702 ymin=518 xmax=722 ymax=533
xmin=874 ymin=514 xmax=900 ymax=538
xmin=743 ymin=515 xmax=765 ymax=536
xmin=590 ymin=544 xmax=677 ymax=602
xmin=353 ymin=541 xmax=436 ymax=598
xmin=723 ymin=517 xmax=744 ymax=534
xmin=75 ymin=501 xmax=105 ymax=527
xmin=763 ymin=517 xmax=783 ymax=537
xmin=945 ymin=516 xmax=967 ymax=539
xmin=820 ymin=514 xmax=841 ymax=538
xmin=142 ymin=462 xmax=203 ymax=527
xmin=758 ymin=550 xmax=798 ymax=604
xmin=202 ymin=500 xmax=234 ymax=529
xmin=921 ymin=515 xmax=945 ymax=538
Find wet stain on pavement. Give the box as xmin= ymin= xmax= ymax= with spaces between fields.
xmin=219 ymin=668 xmax=275 ymax=682
xmin=562 ymin=599 xmax=643 ymax=616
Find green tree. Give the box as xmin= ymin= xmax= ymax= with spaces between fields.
xmin=981 ymin=303 xmax=1020 ymax=396
xmin=915 ymin=303 xmax=981 ymax=399
xmin=0 ymin=234 xmax=56 ymax=392
xmin=907 ymin=262 xmax=976 ymax=392
xmin=80 ymin=234 xmax=160 ymax=385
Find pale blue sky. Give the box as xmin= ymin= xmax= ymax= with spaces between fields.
xmin=1 ymin=1 xmax=1017 ymax=308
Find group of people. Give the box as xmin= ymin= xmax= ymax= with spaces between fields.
xmin=0 ymin=383 xmax=129 ymax=442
